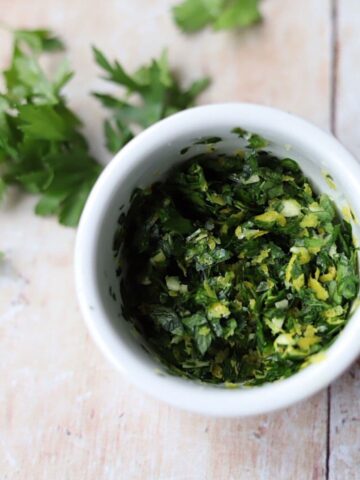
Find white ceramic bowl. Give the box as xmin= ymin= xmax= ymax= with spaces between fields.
xmin=75 ymin=103 xmax=360 ymax=417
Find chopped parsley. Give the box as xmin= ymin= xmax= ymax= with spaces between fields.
xmin=116 ymin=133 xmax=359 ymax=385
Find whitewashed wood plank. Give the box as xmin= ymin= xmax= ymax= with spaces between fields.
xmin=0 ymin=1 xmax=332 ymax=478
xmin=329 ymin=1 xmax=360 ymax=478
xmin=329 ymin=361 xmax=360 ymax=480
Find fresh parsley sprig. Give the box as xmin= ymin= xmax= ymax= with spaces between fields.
xmin=0 ymin=29 xmax=103 ymax=226
xmin=92 ymin=48 xmax=210 ymax=152
xmin=172 ymin=0 xmax=262 ymax=33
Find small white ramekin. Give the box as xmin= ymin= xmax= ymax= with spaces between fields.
xmin=75 ymin=103 xmax=360 ymax=417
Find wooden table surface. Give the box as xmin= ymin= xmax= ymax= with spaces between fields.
xmin=1 ymin=1 xmax=360 ymax=479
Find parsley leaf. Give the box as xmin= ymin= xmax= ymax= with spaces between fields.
xmin=173 ymin=0 xmax=262 ymax=33
xmin=0 ymin=28 xmax=102 ymax=226
xmin=13 ymin=29 xmax=65 ymax=53
xmin=93 ymin=48 xmax=210 ymax=152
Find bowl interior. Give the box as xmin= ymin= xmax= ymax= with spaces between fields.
xmin=93 ymin=116 xmax=360 ymax=381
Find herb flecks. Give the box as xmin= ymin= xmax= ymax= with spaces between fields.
xmin=117 ymin=136 xmax=359 ymax=385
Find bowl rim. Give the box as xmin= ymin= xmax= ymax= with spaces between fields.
xmin=75 ymin=102 xmax=360 ymax=417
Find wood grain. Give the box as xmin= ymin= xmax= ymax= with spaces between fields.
xmin=328 ymin=1 xmax=360 ymax=478
xmin=0 ymin=1 xmax=358 ymax=479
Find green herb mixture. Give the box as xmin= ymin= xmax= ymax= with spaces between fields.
xmin=118 ymin=135 xmax=359 ymax=385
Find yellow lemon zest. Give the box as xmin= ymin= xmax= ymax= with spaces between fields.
xmin=255 ymin=211 xmax=286 ymax=227
xmin=293 ymin=274 xmax=305 ymax=292
xmin=323 ymin=171 xmax=337 ymax=190
xmin=323 ymin=305 xmax=343 ymax=318
xmin=252 ymin=248 xmax=270 ymax=264
xmin=290 ymin=246 xmax=311 ymax=264
xmin=320 ymin=266 xmax=337 ymax=282
xmin=342 ymin=205 xmax=354 ymax=223
xmin=300 ymin=213 xmax=318 ymax=228
xmin=308 ymin=277 xmax=329 ymax=300
xmin=297 ymin=325 xmax=321 ymax=350
xmin=285 ymin=253 xmax=297 ymax=283
xmin=207 ymin=302 xmax=230 ymax=319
